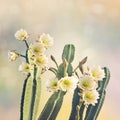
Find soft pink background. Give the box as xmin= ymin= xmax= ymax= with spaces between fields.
xmin=0 ymin=0 xmax=120 ymax=119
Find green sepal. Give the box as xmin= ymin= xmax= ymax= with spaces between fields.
xmin=62 ymin=44 xmax=75 ymax=63
xmin=49 ymin=67 xmax=58 ymax=76
xmin=50 ymin=55 xmax=59 ymax=68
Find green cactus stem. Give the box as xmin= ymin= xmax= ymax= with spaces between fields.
xmin=38 ymin=91 xmax=66 ymax=120
xmin=67 ymin=63 xmax=73 ymax=76
xmin=57 ymin=63 xmax=65 ymax=79
xmin=20 ymin=73 xmax=30 ymax=120
xmin=29 ymin=66 xmax=37 ymax=120
xmin=22 ymin=65 xmax=42 ymax=120
xmin=23 ymin=76 xmax=33 ymax=120
xmin=62 ymin=44 xmax=75 ymax=63
xmin=32 ymin=67 xmax=42 ymax=120
xmin=47 ymin=91 xmax=66 ymax=120
xmin=57 ymin=44 xmax=75 ymax=79
xmin=69 ymin=87 xmax=81 ymax=120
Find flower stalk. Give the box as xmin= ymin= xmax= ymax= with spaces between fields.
xmin=24 ymin=40 xmax=29 ymax=49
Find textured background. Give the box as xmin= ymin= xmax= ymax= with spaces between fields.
xmin=0 ymin=0 xmax=120 ymax=119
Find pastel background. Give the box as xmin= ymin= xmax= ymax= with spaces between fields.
xmin=0 ymin=0 xmax=120 ymax=120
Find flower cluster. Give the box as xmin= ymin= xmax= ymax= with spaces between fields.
xmin=46 ymin=76 xmax=79 ymax=92
xmin=46 ymin=63 xmax=105 ymax=106
xmin=78 ymin=65 xmax=105 ymax=106
xmin=9 ymin=29 xmax=110 ymax=120
xmin=8 ymin=29 xmax=54 ymax=75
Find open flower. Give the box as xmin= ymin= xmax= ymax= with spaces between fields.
xmin=29 ymin=43 xmax=45 ymax=56
xmin=82 ymin=90 xmax=99 ymax=106
xmin=19 ymin=63 xmax=33 ymax=74
xmin=39 ymin=33 xmax=53 ymax=48
xmin=46 ymin=78 xmax=59 ymax=92
xmin=59 ymin=76 xmax=79 ymax=92
xmin=15 ymin=29 xmax=29 ymax=40
xmin=90 ymin=65 xmax=105 ymax=81
xmin=78 ymin=75 xmax=96 ymax=90
xmin=35 ymin=55 xmax=48 ymax=68
xmin=8 ymin=50 xmax=19 ymax=61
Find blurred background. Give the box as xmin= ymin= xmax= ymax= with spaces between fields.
xmin=0 ymin=0 xmax=120 ymax=120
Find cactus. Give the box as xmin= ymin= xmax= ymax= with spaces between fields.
xmin=20 ymin=55 xmax=42 ymax=120
xmin=38 ymin=44 xmax=75 ymax=120
xmin=9 ymin=29 xmax=110 ymax=120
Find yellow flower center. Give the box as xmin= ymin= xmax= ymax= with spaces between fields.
xmin=42 ymin=39 xmax=49 ymax=44
xmin=33 ymin=47 xmax=42 ymax=54
xmin=82 ymin=81 xmax=90 ymax=88
xmin=85 ymin=93 xmax=94 ymax=99
xmin=63 ymin=79 xmax=72 ymax=87
xmin=92 ymin=71 xmax=99 ymax=78
xmin=24 ymin=65 xmax=30 ymax=70
xmin=51 ymin=81 xmax=58 ymax=87
xmin=19 ymin=33 xmax=26 ymax=39
xmin=36 ymin=57 xmax=43 ymax=63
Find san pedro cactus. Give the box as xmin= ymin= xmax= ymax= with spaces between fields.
xmin=9 ymin=29 xmax=110 ymax=120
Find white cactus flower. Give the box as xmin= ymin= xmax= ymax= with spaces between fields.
xmin=19 ymin=63 xmax=33 ymax=74
xmin=59 ymin=76 xmax=79 ymax=92
xmin=29 ymin=43 xmax=45 ymax=56
xmin=39 ymin=33 xmax=53 ymax=48
xmin=35 ymin=55 xmax=48 ymax=68
xmin=82 ymin=90 xmax=99 ymax=106
xmin=8 ymin=50 xmax=19 ymax=61
xmin=46 ymin=78 xmax=59 ymax=92
xmin=90 ymin=65 xmax=105 ymax=81
xmin=15 ymin=29 xmax=29 ymax=40
xmin=78 ymin=75 xmax=96 ymax=91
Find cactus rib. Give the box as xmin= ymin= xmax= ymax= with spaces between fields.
xmin=20 ymin=73 xmax=30 ymax=120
